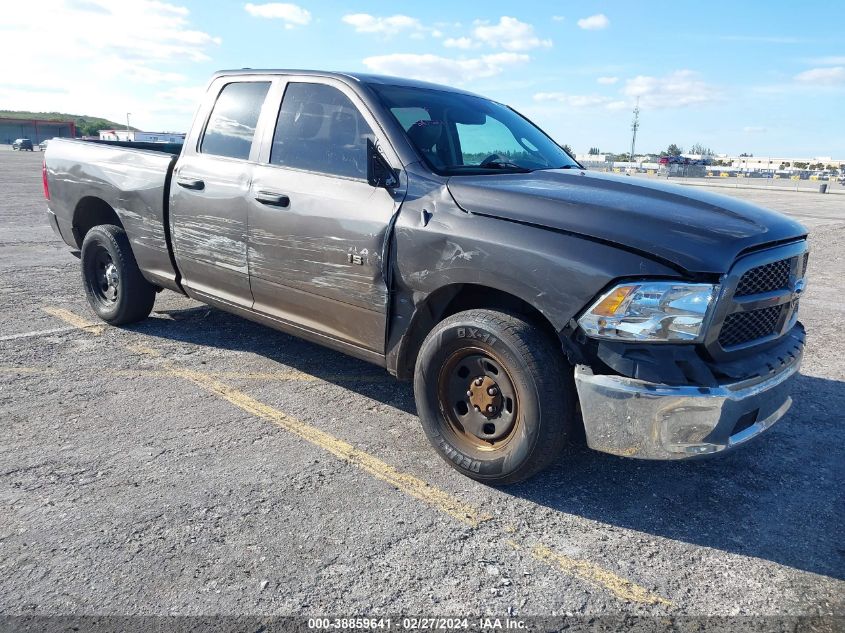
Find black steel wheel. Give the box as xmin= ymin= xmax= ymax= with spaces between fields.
xmin=80 ymin=224 xmax=156 ymax=325
xmin=85 ymin=245 xmax=120 ymax=308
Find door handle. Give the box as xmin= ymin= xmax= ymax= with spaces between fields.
xmin=175 ymin=176 xmax=205 ymax=190
xmin=254 ymin=191 xmax=290 ymax=207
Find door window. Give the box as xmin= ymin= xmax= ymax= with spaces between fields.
xmin=270 ymin=83 xmax=374 ymax=180
xmin=201 ymin=81 xmax=271 ymax=160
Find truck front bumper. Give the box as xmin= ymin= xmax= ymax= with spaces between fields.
xmin=573 ymin=347 xmax=802 ymax=459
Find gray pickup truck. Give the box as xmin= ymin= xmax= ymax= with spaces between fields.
xmin=44 ymin=70 xmax=808 ymax=483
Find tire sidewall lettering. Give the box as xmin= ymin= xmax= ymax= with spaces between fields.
xmin=456 ymin=327 xmax=497 ymax=347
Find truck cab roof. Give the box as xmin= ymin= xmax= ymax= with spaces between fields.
xmin=211 ymin=69 xmax=483 ymax=98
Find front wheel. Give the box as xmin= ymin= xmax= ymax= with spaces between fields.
xmin=414 ymin=309 xmax=574 ymax=484
xmin=80 ymin=224 xmax=156 ymax=325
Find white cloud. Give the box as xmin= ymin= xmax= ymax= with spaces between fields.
xmin=152 ymin=85 xmax=207 ymax=115
xmin=533 ymin=92 xmax=631 ymax=111
xmin=597 ymin=76 xmax=619 ymax=85
xmin=622 ymin=70 xmax=720 ymax=108
xmin=552 ymin=16 xmax=565 ymax=22
xmin=794 ymin=66 xmax=845 ymax=85
xmin=362 ymin=52 xmax=530 ymax=84
xmin=472 ymin=16 xmax=552 ymax=51
xmin=534 ymin=92 xmax=615 ymax=108
xmin=443 ymin=37 xmax=476 ymax=49
xmin=244 ymin=3 xmax=311 ymax=27
xmin=0 ymin=0 xmax=220 ymax=128
xmin=342 ymin=13 xmax=425 ymax=35
xmin=577 ymin=14 xmax=609 ymax=30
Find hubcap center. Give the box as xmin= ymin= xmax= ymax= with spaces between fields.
xmin=468 ymin=375 xmax=502 ymax=418
xmin=104 ymin=263 xmax=119 ymax=289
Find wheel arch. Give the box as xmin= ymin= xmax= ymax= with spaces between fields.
xmin=391 ymin=282 xmax=565 ymax=381
xmin=71 ymin=196 xmax=124 ymax=248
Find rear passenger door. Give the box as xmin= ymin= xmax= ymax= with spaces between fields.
xmin=248 ymin=78 xmax=404 ymax=354
xmin=170 ymin=78 xmax=272 ymax=306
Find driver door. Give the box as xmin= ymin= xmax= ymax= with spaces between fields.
xmin=247 ymin=78 xmax=404 ymax=354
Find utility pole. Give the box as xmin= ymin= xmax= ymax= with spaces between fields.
xmin=630 ymin=97 xmax=640 ymax=170
xmin=125 ymin=113 xmax=132 ymax=141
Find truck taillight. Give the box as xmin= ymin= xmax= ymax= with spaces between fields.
xmin=42 ymin=160 xmax=50 ymax=200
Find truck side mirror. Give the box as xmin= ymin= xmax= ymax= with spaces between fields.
xmin=367 ymin=139 xmax=399 ymax=189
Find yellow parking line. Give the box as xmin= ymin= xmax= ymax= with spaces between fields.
xmin=212 ymin=370 xmax=389 ymax=383
xmin=42 ymin=306 xmax=104 ymax=335
xmin=169 ymin=365 xmax=488 ymax=527
xmin=36 ymin=306 xmax=673 ymax=606
xmin=1 ymin=365 xmax=389 ymax=385
xmin=509 ymin=541 xmax=672 ymax=606
xmin=175 ymin=366 xmax=671 ymax=605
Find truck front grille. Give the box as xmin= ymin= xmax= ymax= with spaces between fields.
xmin=707 ymin=242 xmax=808 ymax=356
xmin=734 ymin=258 xmax=791 ymax=296
xmin=718 ymin=305 xmax=782 ymax=347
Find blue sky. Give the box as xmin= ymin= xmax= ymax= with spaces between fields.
xmin=2 ymin=0 xmax=844 ymax=156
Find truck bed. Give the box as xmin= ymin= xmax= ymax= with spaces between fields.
xmin=45 ymin=138 xmax=182 ymax=292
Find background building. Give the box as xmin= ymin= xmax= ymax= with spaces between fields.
xmin=0 ymin=117 xmax=75 ymax=144
xmin=99 ymin=130 xmax=186 ymax=143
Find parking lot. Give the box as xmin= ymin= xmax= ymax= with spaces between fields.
xmin=0 ymin=149 xmax=843 ymax=618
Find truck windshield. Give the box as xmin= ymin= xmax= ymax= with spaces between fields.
xmin=371 ymin=84 xmax=578 ymax=175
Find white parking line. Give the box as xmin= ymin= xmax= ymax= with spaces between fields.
xmin=0 ymin=326 xmax=78 ymax=342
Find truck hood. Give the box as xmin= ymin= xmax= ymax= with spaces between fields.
xmin=446 ymin=169 xmax=807 ymax=274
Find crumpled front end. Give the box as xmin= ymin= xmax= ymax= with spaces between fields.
xmin=574 ymin=328 xmax=802 ymax=459
xmin=572 ymin=239 xmax=808 ymax=460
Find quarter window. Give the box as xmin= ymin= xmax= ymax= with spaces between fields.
xmin=270 ymin=83 xmax=374 ymax=179
xmin=201 ymin=81 xmax=271 ymax=160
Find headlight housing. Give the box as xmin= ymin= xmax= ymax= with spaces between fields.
xmin=578 ymin=281 xmax=718 ymax=342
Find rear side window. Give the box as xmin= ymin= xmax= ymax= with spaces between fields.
xmin=201 ymin=81 xmax=270 ymax=160
xmin=270 ymin=82 xmax=374 ymax=180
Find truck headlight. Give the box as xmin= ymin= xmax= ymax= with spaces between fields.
xmin=577 ymin=282 xmax=718 ymax=342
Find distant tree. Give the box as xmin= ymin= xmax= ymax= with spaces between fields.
xmin=662 ymin=144 xmax=683 ymax=157
xmin=739 ymin=152 xmax=753 ymax=157
xmin=689 ymin=143 xmax=715 ymax=156
xmin=793 ymin=162 xmax=809 ymax=169
xmin=779 ymin=162 xmax=790 ymax=169
xmin=588 ymin=147 xmax=601 ymax=155
xmin=561 ymin=144 xmax=574 ymax=156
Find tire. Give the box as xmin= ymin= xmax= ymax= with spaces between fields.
xmin=414 ymin=309 xmax=574 ymax=485
xmin=80 ymin=224 xmax=155 ymax=325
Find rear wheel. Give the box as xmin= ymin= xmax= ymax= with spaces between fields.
xmin=80 ymin=224 xmax=155 ymax=325
xmin=414 ymin=309 xmax=574 ymax=484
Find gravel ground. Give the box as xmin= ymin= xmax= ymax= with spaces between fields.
xmin=0 ymin=149 xmax=843 ymax=619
